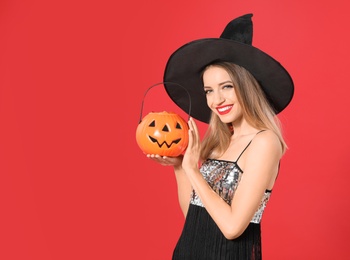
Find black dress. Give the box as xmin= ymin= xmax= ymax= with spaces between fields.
xmin=172 ymin=138 xmax=272 ymax=260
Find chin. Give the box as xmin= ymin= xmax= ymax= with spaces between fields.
xmin=218 ymin=116 xmax=234 ymax=124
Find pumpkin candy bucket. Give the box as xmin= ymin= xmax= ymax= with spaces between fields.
xmin=136 ymin=82 xmax=191 ymax=157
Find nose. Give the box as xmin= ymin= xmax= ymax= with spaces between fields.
xmin=162 ymin=125 xmax=169 ymax=132
xmin=213 ymin=92 xmax=225 ymax=106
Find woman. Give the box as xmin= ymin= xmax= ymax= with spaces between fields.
xmin=148 ymin=14 xmax=294 ymax=259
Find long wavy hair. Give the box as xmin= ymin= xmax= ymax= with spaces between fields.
xmin=200 ymin=61 xmax=287 ymax=161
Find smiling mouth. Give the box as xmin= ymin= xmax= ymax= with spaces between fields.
xmin=216 ymin=105 xmax=233 ymax=115
xmin=149 ymin=136 xmax=181 ymax=148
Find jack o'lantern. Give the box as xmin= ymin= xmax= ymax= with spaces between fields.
xmin=136 ymin=111 xmax=189 ymax=157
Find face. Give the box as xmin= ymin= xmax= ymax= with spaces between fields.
xmin=203 ymin=66 xmax=243 ymax=124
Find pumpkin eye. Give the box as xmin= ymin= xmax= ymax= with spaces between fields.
xmin=149 ymin=120 xmax=155 ymax=127
xmin=176 ymin=122 xmax=182 ymax=129
xmin=162 ymin=125 xmax=169 ymax=132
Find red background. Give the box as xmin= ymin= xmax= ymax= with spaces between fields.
xmin=1 ymin=0 xmax=349 ymax=259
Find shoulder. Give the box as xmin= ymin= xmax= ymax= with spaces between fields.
xmin=248 ymin=130 xmax=282 ymax=158
xmin=239 ymin=130 xmax=282 ymax=177
xmin=253 ymin=130 xmax=281 ymax=145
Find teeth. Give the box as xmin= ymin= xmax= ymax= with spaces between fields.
xmin=218 ymin=106 xmax=232 ymax=112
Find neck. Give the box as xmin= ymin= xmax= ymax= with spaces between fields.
xmin=231 ymin=119 xmax=258 ymax=138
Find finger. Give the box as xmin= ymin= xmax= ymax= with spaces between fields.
xmin=188 ymin=117 xmax=193 ymax=130
xmin=189 ymin=118 xmax=198 ymax=143
xmin=191 ymin=118 xmax=199 ymax=137
xmin=189 ymin=118 xmax=199 ymax=146
xmin=187 ymin=122 xmax=195 ymax=149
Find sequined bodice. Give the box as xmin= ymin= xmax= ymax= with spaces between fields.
xmin=190 ymin=159 xmax=271 ymax=224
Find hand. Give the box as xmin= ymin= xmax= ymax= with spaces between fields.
xmin=182 ymin=117 xmax=201 ymax=172
xmin=146 ymin=154 xmax=183 ymax=168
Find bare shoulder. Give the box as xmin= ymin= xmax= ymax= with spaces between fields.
xmin=254 ymin=130 xmax=281 ymax=145
xmin=249 ymin=130 xmax=282 ymax=157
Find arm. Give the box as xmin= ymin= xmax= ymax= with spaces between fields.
xmin=183 ymin=118 xmax=281 ymax=239
xmin=147 ymin=154 xmax=192 ymax=217
xmin=173 ymin=164 xmax=192 ymax=217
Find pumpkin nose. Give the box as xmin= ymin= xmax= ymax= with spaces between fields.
xmin=162 ymin=125 xmax=169 ymax=132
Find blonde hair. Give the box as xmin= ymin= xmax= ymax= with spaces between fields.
xmin=200 ymin=61 xmax=287 ymax=160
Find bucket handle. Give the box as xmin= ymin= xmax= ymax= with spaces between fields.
xmin=138 ymin=82 xmax=192 ymax=123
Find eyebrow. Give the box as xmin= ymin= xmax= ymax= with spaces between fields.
xmin=204 ymin=80 xmax=233 ymax=88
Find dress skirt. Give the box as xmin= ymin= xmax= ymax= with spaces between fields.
xmin=172 ymin=204 xmax=262 ymax=260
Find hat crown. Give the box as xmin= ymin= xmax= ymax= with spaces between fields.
xmin=220 ymin=13 xmax=253 ymax=45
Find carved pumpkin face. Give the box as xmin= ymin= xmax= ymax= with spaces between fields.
xmin=136 ymin=111 xmax=189 ymax=157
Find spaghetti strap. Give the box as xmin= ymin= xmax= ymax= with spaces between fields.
xmin=235 ymin=130 xmax=266 ymax=163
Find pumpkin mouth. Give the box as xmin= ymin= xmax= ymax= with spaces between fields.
xmin=148 ymin=136 xmax=181 ymax=148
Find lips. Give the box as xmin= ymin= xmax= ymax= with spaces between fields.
xmin=216 ymin=105 xmax=233 ymax=115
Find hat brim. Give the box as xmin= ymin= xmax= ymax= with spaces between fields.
xmin=163 ymin=38 xmax=294 ymax=123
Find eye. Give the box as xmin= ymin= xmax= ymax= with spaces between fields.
xmin=223 ymin=84 xmax=234 ymax=89
xmin=204 ymin=89 xmax=213 ymax=95
xmin=148 ymin=120 xmax=155 ymax=127
xmin=176 ymin=122 xmax=182 ymax=129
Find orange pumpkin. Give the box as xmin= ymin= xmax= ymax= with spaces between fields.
xmin=136 ymin=111 xmax=189 ymax=157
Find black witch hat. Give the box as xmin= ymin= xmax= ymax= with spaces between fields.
xmin=163 ymin=14 xmax=294 ymax=123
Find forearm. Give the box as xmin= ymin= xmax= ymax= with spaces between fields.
xmin=174 ymin=165 xmax=192 ymax=217
xmin=185 ymin=168 xmax=247 ymax=239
